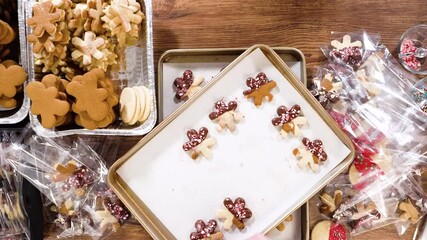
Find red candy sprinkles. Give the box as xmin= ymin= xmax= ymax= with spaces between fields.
xmin=182 ymin=127 xmax=209 ymax=151
xmin=209 ymin=100 xmax=238 ymax=120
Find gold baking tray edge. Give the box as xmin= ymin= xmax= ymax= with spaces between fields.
xmin=108 ymin=44 xmax=355 ymax=239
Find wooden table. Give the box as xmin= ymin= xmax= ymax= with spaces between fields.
xmin=44 ymin=0 xmax=427 ymax=239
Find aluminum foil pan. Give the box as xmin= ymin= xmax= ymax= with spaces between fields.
xmin=22 ymin=0 xmax=156 ymax=136
xmin=0 ymin=0 xmax=30 ymax=124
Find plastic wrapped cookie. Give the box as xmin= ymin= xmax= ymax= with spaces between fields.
xmin=311 ymin=220 xmax=347 ymax=240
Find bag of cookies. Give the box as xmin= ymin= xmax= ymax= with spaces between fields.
xmin=308 ymin=30 xmax=427 ymax=238
xmin=320 ymin=31 xmax=382 ymax=71
xmin=334 ymin=165 xmax=427 ymax=237
xmin=319 ymin=31 xmax=426 ymax=147
xmin=0 ymin=131 xmax=30 ymax=239
xmin=2 ymin=126 xmax=129 ymax=238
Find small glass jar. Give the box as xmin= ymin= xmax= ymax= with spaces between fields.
xmin=398 ymin=25 xmax=427 ymax=75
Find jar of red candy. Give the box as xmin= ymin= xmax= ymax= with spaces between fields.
xmin=398 ymin=25 xmax=427 ymax=75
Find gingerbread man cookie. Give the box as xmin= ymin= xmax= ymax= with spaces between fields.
xmin=0 ymin=96 xmax=17 ymax=108
xmin=293 ymin=137 xmax=327 ymax=172
xmin=243 ymin=72 xmax=277 ymax=107
xmin=174 ymin=70 xmax=204 ymax=100
xmin=69 ymin=4 xmax=88 ymax=37
xmin=399 ymin=199 xmax=420 ymax=224
xmin=0 ymin=20 xmax=15 ymax=45
xmin=26 ymin=81 xmax=70 ymax=129
xmin=52 ymin=160 xmax=78 ymax=182
xmin=190 ymin=219 xmax=224 ymax=240
xmin=217 ymin=197 xmax=252 ymax=230
xmin=271 ymin=104 xmax=307 ymax=137
xmin=0 ymin=64 xmax=27 ymax=98
xmin=182 ymin=127 xmax=216 ymax=160
xmin=319 ymin=190 xmax=343 ymax=217
xmin=94 ymin=203 xmax=120 ymax=231
xmin=356 ymin=54 xmax=385 ymax=97
xmin=66 ymin=70 xmax=109 ymax=122
xmin=209 ymin=100 xmax=243 ymax=132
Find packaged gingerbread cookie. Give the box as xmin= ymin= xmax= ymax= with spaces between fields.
xmin=0 ymin=131 xmax=31 ymax=239
xmin=1 ymin=126 xmax=130 ymax=238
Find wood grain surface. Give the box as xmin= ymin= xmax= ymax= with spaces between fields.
xmin=44 ymin=0 xmax=427 ymax=239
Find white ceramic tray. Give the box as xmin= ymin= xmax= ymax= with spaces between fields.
xmin=109 ymin=45 xmax=354 ymax=240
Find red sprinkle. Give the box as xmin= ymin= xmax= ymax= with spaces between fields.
xmin=329 ymin=222 xmax=347 ymax=240
xmin=190 ymin=220 xmax=218 ymax=240
xmin=223 ymin=197 xmax=252 ymax=221
xmin=182 ymin=127 xmax=209 ymax=151
xmin=209 ymin=100 xmax=238 ymax=120
xmin=401 ymin=38 xmax=421 ymax=70
xmin=272 ymin=105 xmax=301 ymax=126
xmin=302 ymin=138 xmax=328 ymax=163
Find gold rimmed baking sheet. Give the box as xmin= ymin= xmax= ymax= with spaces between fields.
xmin=108 ymin=44 xmax=355 ymax=239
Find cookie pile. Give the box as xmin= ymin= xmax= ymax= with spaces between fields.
xmin=26 ymin=0 xmax=145 ymax=75
xmin=119 ymin=86 xmax=152 ymax=125
xmin=27 ymin=0 xmax=71 ymax=75
xmin=26 ymin=68 xmax=120 ymax=129
xmin=67 ymin=68 xmax=118 ymax=130
xmin=26 ymin=0 xmax=151 ymax=130
xmin=0 ymin=61 xmax=27 ymax=108
xmin=0 ymin=20 xmax=15 ymax=60
xmin=26 ymin=75 xmax=71 ymax=128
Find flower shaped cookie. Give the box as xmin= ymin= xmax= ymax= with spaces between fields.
xmin=101 ymin=0 xmax=144 ymax=47
xmin=26 ymin=1 xmax=65 ymax=37
xmin=71 ymin=31 xmax=105 ymax=66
